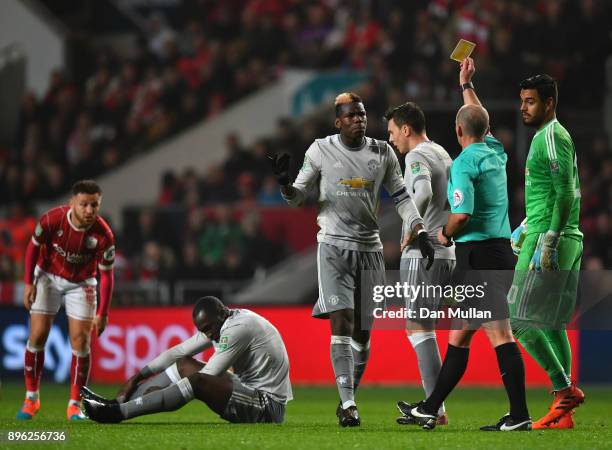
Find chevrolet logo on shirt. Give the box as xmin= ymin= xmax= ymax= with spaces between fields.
xmin=338 ymin=177 xmax=374 ymax=190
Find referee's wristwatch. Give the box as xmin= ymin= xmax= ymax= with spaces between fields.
xmin=461 ymin=82 xmax=474 ymax=92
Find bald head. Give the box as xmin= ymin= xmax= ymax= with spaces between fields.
xmin=456 ymin=104 xmax=489 ymax=140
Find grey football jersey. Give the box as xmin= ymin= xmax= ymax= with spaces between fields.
xmin=145 ymin=309 xmax=292 ymax=404
xmin=283 ymin=134 xmax=422 ymax=252
xmin=202 ymin=309 xmax=292 ymax=404
xmin=402 ymin=141 xmax=455 ymax=259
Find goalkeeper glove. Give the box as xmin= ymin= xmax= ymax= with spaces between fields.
xmin=529 ymin=231 xmax=560 ymax=272
xmin=510 ymin=218 xmax=528 ymax=256
xmin=267 ymin=153 xmax=291 ymax=185
xmin=417 ymin=229 xmax=435 ymax=270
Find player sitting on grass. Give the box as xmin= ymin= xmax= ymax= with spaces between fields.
xmin=81 ymin=296 xmax=292 ymax=423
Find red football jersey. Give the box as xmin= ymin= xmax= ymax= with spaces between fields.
xmin=32 ymin=205 xmax=115 ymax=282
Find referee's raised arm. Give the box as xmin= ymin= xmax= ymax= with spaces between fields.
xmin=459 ymin=57 xmax=482 ymax=108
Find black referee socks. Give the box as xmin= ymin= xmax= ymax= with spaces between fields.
xmin=495 ymin=342 xmax=530 ymax=421
xmin=423 ymin=344 xmax=470 ymax=415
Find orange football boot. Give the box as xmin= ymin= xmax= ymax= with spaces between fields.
xmin=535 ymin=385 xmax=584 ymax=426
xmin=534 ymin=409 xmax=575 ymax=429
xmin=67 ymin=403 xmax=87 ymax=420
xmin=16 ymin=397 xmax=40 ymax=420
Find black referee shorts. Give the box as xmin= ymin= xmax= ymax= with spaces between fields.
xmin=452 ymin=238 xmax=516 ymax=325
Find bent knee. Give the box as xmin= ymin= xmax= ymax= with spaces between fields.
xmin=176 ymin=356 xmax=204 ymax=377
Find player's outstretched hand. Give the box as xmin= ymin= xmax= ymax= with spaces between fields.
xmin=23 ymin=283 xmax=36 ymax=310
xmin=267 ymin=153 xmax=291 ymax=186
xmin=459 ymin=57 xmax=475 ymax=85
xmin=417 ymin=231 xmax=435 ymax=270
xmin=94 ymin=314 xmax=108 ymax=337
xmin=116 ymin=374 xmax=140 ymax=403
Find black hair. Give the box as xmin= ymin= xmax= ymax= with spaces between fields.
xmin=334 ymin=92 xmax=363 ymax=117
xmin=383 ymin=102 xmax=426 ymax=134
xmin=520 ymin=74 xmax=558 ymax=107
xmin=71 ymin=180 xmax=102 ymax=196
xmin=192 ymin=296 xmax=225 ymax=322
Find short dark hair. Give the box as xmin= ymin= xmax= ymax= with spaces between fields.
xmin=192 ymin=296 xmax=225 ymax=322
xmin=383 ymin=102 xmax=426 ymax=134
xmin=520 ymin=74 xmax=558 ymax=107
xmin=334 ymin=92 xmax=363 ymax=117
xmin=71 ymin=180 xmax=102 ymax=196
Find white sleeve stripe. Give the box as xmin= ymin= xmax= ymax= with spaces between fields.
xmin=545 ymin=125 xmax=557 ymax=161
xmin=98 ymin=263 xmax=114 ymax=270
xmin=31 ymin=237 xmax=40 ymax=246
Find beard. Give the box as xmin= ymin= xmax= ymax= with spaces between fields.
xmin=73 ymin=208 xmax=95 ymax=226
xmin=522 ymin=115 xmax=542 ymax=128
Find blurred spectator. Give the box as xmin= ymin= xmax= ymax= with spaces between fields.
xmin=137 ymin=240 xmax=175 ymax=281
xmin=198 ymin=205 xmax=245 ymax=266
xmin=176 ymin=241 xmax=206 ymax=281
xmin=1 ymin=0 xmax=611 ymax=295
xmin=257 ymin=175 xmax=285 ymax=206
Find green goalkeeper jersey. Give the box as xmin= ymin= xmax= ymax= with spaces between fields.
xmin=525 ymin=118 xmax=582 ymax=238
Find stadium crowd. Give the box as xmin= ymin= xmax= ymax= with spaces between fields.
xmin=1 ymin=0 xmax=611 ymax=292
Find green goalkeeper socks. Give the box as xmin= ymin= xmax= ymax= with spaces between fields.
xmin=513 ymin=327 xmax=571 ymax=391
xmin=543 ymin=329 xmax=572 ymax=378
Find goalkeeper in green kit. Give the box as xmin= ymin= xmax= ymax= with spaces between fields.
xmin=509 ymin=74 xmax=584 ymax=429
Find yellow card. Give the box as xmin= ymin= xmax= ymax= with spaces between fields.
xmin=450 ymin=39 xmax=476 ymax=62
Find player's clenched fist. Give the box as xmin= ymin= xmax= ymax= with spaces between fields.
xmin=459 ymin=57 xmax=476 ymax=84
xmin=23 ymin=283 xmax=36 ymax=310
xmin=267 ymin=153 xmax=291 ymax=186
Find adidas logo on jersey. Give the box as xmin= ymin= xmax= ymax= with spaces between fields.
xmin=333 ymin=161 xmax=343 ymax=168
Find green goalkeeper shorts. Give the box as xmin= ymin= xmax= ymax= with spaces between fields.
xmin=508 ymin=232 xmax=582 ymax=328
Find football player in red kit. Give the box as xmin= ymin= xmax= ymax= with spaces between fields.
xmin=16 ymin=180 xmax=116 ymax=421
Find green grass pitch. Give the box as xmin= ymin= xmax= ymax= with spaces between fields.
xmin=1 ymin=383 xmax=611 ymax=449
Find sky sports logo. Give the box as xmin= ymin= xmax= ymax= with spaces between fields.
xmin=1 ymin=320 xmax=199 ymax=381
xmin=2 ymin=324 xmax=72 ymax=381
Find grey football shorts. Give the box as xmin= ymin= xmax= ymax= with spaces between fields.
xmin=400 ymin=258 xmax=456 ymax=325
xmin=220 ymin=373 xmax=285 ymax=423
xmin=312 ymin=243 xmax=385 ymax=319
